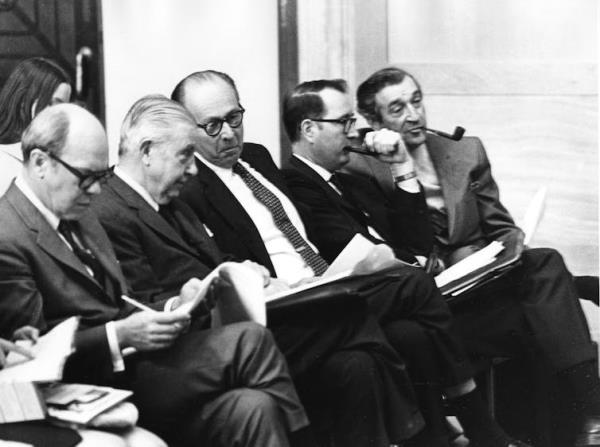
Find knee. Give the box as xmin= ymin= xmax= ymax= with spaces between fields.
xmin=320 ymin=351 xmax=376 ymax=390
xmin=232 ymin=321 xmax=273 ymax=344
xmin=226 ymin=389 xmax=280 ymax=427
xmin=522 ymin=247 xmax=568 ymax=272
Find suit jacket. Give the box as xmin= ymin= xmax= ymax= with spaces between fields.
xmin=179 ymin=143 xmax=296 ymax=276
xmin=344 ymin=134 xmax=524 ymax=265
xmin=282 ymin=155 xmax=433 ymax=264
xmin=0 ymin=183 xmax=134 ymax=379
xmin=90 ymin=175 xmax=225 ymax=305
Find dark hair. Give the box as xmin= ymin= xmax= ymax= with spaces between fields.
xmin=0 ymin=58 xmax=71 ymax=144
xmin=282 ymin=79 xmax=347 ymax=142
xmin=171 ymin=70 xmax=239 ymax=105
xmin=356 ymin=67 xmax=421 ymax=123
xmin=21 ymin=107 xmax=70 ymax=162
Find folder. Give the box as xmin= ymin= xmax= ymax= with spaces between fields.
xmin=436 ymin=237 xmax=522 ymax=300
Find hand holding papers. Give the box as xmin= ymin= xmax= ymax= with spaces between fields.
xmin=0 ymin=317 xmax=79 ymax=423
xmin=0 ymin=317 xmax=79 ymax=382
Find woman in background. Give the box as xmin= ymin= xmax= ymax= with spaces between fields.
xmin=0 ymin=57 xmax=72 ymax=196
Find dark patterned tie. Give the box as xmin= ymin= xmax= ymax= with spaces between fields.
xmin=233 ymin=162 xmax=329 ymax=276
xmin=58 ymin=220 xmax=106 ymax=285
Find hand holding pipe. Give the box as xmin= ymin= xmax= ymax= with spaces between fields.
xmin=344 ymin=126 xmax=466 ymax=156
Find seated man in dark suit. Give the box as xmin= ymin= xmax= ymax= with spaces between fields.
xmin=282 ymin=74 xmax=599 ymax=444
xmin=0 ymin=102 xmax=308 ymax=447
xmin=90 ymin=93 xmax=424 ymax=447
xmin=172 ymin=70 xmax=529 ymax=447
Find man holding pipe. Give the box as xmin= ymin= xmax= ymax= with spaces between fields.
xmin=343 ymin=66 xmax=599 ymax=445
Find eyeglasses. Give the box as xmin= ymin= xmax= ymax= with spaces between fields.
xmin=197 ymin=105 xmax=245 ymax=137
xmin=46 ymin=151 xmax=115 ymax=190
xmin=310 ymin=116 xmax=357 ymax=134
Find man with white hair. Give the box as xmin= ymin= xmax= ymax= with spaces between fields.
xmin=0 ymin=102 xmax=307 ymax=447
xmin=91 ymin=93 xmax=425 ymax=447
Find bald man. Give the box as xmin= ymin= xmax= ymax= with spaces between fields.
xmin=0 ymin=103 xmax=308 ymax=447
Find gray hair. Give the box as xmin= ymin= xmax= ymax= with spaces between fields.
xmin=119 ymin=94 xmax=197 ymax=157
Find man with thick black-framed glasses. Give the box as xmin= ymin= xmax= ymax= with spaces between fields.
xmin=0 ymin=102 xmax=310 ymax=447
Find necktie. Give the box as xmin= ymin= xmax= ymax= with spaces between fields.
xmin=159 ymin=204 xmax=184 ymax=236
xmin=58 ymin=220 xmax=105 ymax=285
xmin=328 ymin=172 xmax=343 ymax=193
xmin=233 ymin=162 xmax=329 ymax=276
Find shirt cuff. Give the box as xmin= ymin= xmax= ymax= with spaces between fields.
xmin=105 ymin=321 xmax=125 ymax=372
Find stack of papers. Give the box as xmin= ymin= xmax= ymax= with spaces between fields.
xmin=434 ymin=239 xmax=522 ymax=297
xmin=435 ymin=241 xmax=505 ymax=289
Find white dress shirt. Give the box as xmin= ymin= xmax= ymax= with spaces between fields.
xmin=14 ymin=175 xmax=125 ymax=372
xmin=197 ymin=154 xmax=316 ymax=286
xmin=410 ymin=145 xmax=446 ymax=212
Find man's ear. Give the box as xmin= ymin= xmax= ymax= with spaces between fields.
xmin=28 ymin=148 xmax=49 ymax=178
xmin=140 ymin=140 xmax=152 ymax=166
xmin=299 ymin=119 xmax=316 ymax=143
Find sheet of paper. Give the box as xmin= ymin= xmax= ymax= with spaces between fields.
xmin=521 ymin=186 xmax=547 ymax=246
xmin=435 ymin=241 xmax=505 ymax=288
xmin=1 ymin=317 xmax=79 ymax=383
xmin=323 ymin=234 xmax=376 ymax=277
xmin=211 ymin=262 xmax=266 ymax=327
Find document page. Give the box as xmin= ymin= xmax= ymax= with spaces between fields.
xmin=1 ymin=316 xmax=79 ymax=383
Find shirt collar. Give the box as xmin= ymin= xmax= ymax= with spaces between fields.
xmin=195 ymin=152 xmax=236 ymax=182
xmin=114 ymin=166 xmax=159 ymax=211
xmin=15 ymin=174 xmax=61 ymax=230
xmin=293 ymin=153 xmax=335 ymax=183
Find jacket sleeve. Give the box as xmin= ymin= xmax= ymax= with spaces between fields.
xmin=471 ymin=140 xmax=524 ymax=253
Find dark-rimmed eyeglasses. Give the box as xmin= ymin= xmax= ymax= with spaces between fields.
xmin=197 ymin=105 xmax=245 ymax=137
xmin=45 ymin=151 xmax=115 ymax=190
xmin=310 ymin=116 xmax=357 ymax=134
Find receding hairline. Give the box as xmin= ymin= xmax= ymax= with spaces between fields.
xmin=173 ymin=71 xmax=240 ymax=107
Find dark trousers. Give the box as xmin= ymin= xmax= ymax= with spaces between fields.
xmin=270 ymin=300 xmax=424 ymax=446
xmin=359 ymin=267 xmax=475 ymax=445
xmin=124 ymin=322 xmax=307 ymax=447
xmin=452 ymin=248 xmax=596 ymax=372
xmin=362 ymin=266 xmax=473 ymax=386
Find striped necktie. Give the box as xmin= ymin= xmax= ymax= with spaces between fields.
xmin=233 ymin=162 xmax=329 ymax=276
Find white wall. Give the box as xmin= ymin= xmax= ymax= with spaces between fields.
xmin=102 ymin=0 xmax=280 ymax=161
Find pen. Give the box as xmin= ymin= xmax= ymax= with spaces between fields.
xmin=121 ymin=295 xmax=158 ymax=313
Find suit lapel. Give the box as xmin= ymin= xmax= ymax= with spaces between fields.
xmin=5 ymin=185 xmax=114 ymax=295
xmin=289 ymin=156 xmax=367 ymax=224
xmin=77 ymin=213 xmax=128 ymax=294
xmin=426 ymin=135 xmax=470 ymax=244
xmin=195 ymin=157 xmax=272 ymax=267
xmin=106 ymin=176 xmax=198 ymax=257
